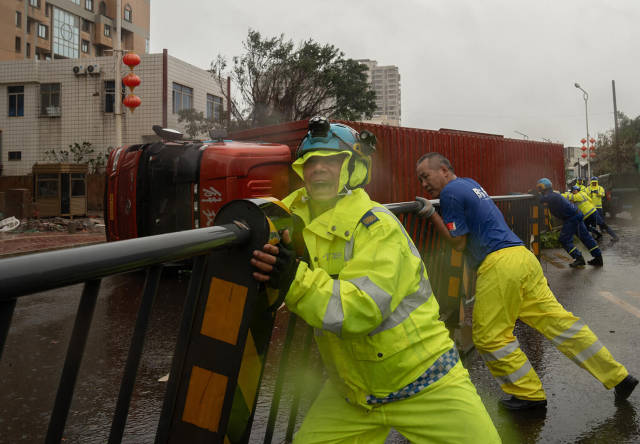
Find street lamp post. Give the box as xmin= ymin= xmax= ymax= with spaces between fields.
xmin=514 ymin=130 xmax=529 ymax=140
xmin=574 ymin=82 xmax=591 ymax=178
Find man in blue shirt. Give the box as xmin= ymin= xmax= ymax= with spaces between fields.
xmin=537 ymin=178 xmax=603 ymax=267
xmin=416 ymin=153 xmax=637 ymax=410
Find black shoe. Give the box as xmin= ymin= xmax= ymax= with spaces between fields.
xmin=569 ymin=256 xmax=586 ymax=268
xmin=499 ymin=395 xmax=547 ymax=411
xmin=615 ymin=375 xmax=638 ymax=401
xmin=588 ymin=256 xmax=603 ymax=267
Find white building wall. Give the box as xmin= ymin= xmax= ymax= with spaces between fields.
xmin=357 ymin=59 xmax=401 ymax=126
xmin=166 ymin=55 xmax=225 ymax=136
xmin=0 ymin=52 xmax=224 ymax=176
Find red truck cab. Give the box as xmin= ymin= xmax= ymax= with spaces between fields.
xmin=105 ymin=137 xmax=291 ymax=241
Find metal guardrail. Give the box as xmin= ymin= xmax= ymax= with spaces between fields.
xmin=0 ymin=224 xmax=250 ymax=444
xmin=0 ymin=195 xmax=539 ymax=444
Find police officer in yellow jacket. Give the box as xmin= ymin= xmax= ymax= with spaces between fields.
xmin=569 ymin=185 xmax=618 ymax=242
xmin=588 ymin=176 xmax=606 ymax=218
xmin=251 ymin=117 xmax=500 ymax=443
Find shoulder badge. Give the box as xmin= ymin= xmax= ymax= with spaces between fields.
xmin=360 ymin=210 xmax=379 ymax=228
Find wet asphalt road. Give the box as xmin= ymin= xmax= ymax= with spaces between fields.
xmin=1 ymin=215 xmax=639 ymax=443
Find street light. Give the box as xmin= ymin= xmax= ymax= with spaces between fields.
xmin=514 ymin=130 xmax=529 ymax=140
xmin=574 ymin=82 xmax=591 ymax=178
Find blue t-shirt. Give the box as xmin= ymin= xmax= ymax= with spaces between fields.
xmin=539 ymin=191 xmax=581 ymax=220
xmin=440 ymin=178 xmax=524 ymax=268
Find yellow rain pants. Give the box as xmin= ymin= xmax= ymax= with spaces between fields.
xmin=473 ymin=245 xmax=628 ymax=401
xmin=293 ymin=361 xmax=501 ymax=444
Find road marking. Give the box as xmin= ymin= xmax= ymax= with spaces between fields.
xmin=625 ymin=290 xmax=640 ymax=301
xmin=600 ymin=291 xmax=640 ymax=319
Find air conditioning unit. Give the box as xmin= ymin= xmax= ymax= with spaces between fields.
xmin=86 ymin=64 xmax=100 ymax=75
xmin=72 ymin=65 xmax=85 ymax=75
xmin=45 ymin=106 xmax=61 ymax=117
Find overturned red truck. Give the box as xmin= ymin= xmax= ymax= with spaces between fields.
xmin=105 ymin=121 xmax=564 ymax=241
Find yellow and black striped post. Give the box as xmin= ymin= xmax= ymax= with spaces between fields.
xmin=157 ymin=198 xmax=293 ymax=444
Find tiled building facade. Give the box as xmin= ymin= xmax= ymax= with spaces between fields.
xmin=358 ymin=59 xmax=401 ymax=126
xmin=0 ymin=51 xmax=226 ymax=175
xmin=3 ymin=0 xmax=149 ymax=62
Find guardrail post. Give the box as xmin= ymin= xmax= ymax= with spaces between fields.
xmin=158 ymin=199 xmax=292 ymax=444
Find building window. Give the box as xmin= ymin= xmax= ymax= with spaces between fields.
xmin=124 ymin=4 xmax=132 ymax=22
xmin=16 ymin=11 xmax=22 ymax=27
xmin=81 ymin=39 xmax=89 ymax=53
xmin=207 ymin=94 xmax=223 ymax=122
xmin=26 ymin=43 xmax=31 ymax=58
xmin=82 ymin=18 xmax=90 ymax=32
xmin=172 ymin=83 xmax=193 ymax=114
xmin=29 ymin=0 xmax=40 ymax=8
xmin=71 ymin=173 xmax=86 ymax=196
xmin=52 ymin=7 xmax=79 ymax=58
xmin=99 ymin=1 xmax=106 ymax=15
xmin=145 ymin=38 xmax=149 ymax=54
xmin=85 ymin=0 xmax=93 ymax=11
xmin=71 ymin=0 xmax=80 ymax=5
xmin=8 ymin=151 xmax=22 ymax=161
xmin=104 ymin=80 xmax=124 ymax=113
xmin=37 ymin=174 xmax=58 ymax=197
xmin=104 ymin=24 xmax=111 ymax=37
xmin=38 ymin=24 xmax=48 ymax=39
xmin=40 ymin=83 xmax=61 ymax=116
xmin=27 ymin=17 xmax=33 ymax=33
xmin=15 ymin=37 xmax=21 ymax=53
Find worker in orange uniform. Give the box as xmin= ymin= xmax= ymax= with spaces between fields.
xmin=416 ymin=152 xmax=637 ymax=411
xmin=251 ymin=117 xmax=500 ymax=443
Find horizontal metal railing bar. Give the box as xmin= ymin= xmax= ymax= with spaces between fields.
xmin=384 ymin=195 xmax=535 ymax=215
xmin=0 ymin=224 xmax=250 ymax=299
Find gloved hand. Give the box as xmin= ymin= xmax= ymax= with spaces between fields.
xmin=252 ymin=230 xmax=299 ymax=295
xmin=415 ymin=196 xmax=436 ymax=218
xmin=268 ymin=237 xmax=299 ymax=292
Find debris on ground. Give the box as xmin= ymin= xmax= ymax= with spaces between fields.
xmin=5 ymin=216 xmax=106 ymax=234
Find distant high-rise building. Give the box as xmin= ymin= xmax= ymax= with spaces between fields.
xmin=358 ymin=59 xmax=401 ymax=126
xmin=1 ymin=0 xmax=149 ymax=61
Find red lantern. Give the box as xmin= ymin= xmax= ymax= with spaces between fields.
xmin=590 ymin=152 xmax=596 ymax=158
xmin=581 ymin=138 xmax=587 ymax=144
xmin=589 ymin=138 xmax=595 ymax=144
xmin=581 ymin=146 xmax=587 ymax=151
xmin=122 ymin=72 xmax=141 ymax=92
xmin=123 ymin=52 xmax=141 ymax=70
xmin=589 ymin=146 xmax=595 ymax=151
xmin=581 ymin=153 xmax=587 ymax=158
xmin=123 ymin=94 xmax=141 ymax=112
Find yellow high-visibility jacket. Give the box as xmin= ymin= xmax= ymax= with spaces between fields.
xmin=587 ymin=184 xmax=606 ymax=209
xmin=283 ymin=187 xmax=453 ymax=408
xmin=566 ymin=190 xmax=597 ymax=220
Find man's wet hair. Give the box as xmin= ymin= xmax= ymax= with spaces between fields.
xmin=417 ymin=152 xmax=454 ymax=173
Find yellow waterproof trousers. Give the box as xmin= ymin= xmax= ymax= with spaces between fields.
xmin=293 ymin=361 xmax=500 ymax=443
xmin=473 ymin=246 xmax=628 ymax=401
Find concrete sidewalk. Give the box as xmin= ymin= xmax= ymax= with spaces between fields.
xmin=0 ymin=232 xmax=106 ymax=258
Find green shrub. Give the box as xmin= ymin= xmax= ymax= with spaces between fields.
xmin=540 ymin=230 xmax=561 ymax=249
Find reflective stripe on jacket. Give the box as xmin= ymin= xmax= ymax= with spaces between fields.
xmin=282 ymin=187 xmax=453 ymax=408
xmin=566 ymin=190 xmax=597 ymax=219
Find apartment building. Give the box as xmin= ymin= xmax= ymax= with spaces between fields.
xmin=2 ymin=0 xmax=149 ymax=62
xmin=0 ymin=50 xmax=226 ymax=176
xmin=358 ymin=59 xmax=401 ymax=126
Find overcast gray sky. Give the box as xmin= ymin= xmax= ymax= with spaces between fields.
xmin=150 ymin=0 xmax=640 ymax=146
